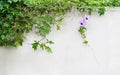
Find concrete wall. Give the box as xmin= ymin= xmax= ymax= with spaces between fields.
xmin=0 ymin=8 xmax=120 ymax=75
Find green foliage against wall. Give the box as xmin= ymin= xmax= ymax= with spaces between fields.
xmin=0 ymin=0 xmax=120 ymax=52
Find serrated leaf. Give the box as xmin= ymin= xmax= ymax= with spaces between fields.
xmin=40 ymin=43 xmax=45 ymax=50
xmin=45 ymin=46 xmax=53 ymax=53
xmin=46 ymin=39 xmax=54 ymax=44
xmin=32 ymin=41 xmax=40 ymax=51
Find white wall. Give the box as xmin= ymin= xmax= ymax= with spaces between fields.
xmin=0 ymin=8 xmax=120 ymax=75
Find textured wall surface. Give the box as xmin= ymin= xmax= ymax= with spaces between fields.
xmin=0 ymin=8 xmax=120 ymax=75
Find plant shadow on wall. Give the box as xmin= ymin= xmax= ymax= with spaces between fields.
xmin=0 ymin=0 xmax=120 ymax=53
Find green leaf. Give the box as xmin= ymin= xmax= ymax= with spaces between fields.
xmin=78 ymin=27 xmax=87 ymax=35
xmin=32 ymin=41 xmax=40 ymax=51
xmin=38 ymin=23 xmax=51 ymax=36
xmin=46 ymin=39 xmax=54 ymax=44
xmin=83 ymin=40 xmax=88 ymax=44
xmin=1 ymin=35 xmax=5 ymax=40
xmin=3 ymin=23 xmax=9 ymax=27
xmin=40 ymin=43 xmax=45 ymax=50
xmin=98 ymin=7 xmax=106 ymax=16
xmin=40 ymin=43 xmax=53 ymax=53
xmin=14 ymin=41 xmax=20 ymax=47
xmin=45 ymin=46 xmax=53 ymax=53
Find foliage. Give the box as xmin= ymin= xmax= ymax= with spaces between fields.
xmin=0 ymin=0 xmax=120 ymax=52
xmin=78 ymin=27 xmax=88 ymax=44
xmin=32 ymin=39 xmax=54 ymax=53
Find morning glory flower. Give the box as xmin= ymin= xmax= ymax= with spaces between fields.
xmin=84 ymin=15 xmax=89 ymax=21
xmin=80 ymin=20 xmax=85 ymax=26
xmin=79 ymin=15 xmax=89 ymax=27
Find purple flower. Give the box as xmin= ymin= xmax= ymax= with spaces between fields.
xmin=84 ymin=15 xmax=89 ymax=21
xmin=80 ymin=20 xmax=85 ymax=26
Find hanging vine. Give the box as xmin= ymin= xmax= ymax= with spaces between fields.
xmin=0 ymin=0 xmax=120 ymax=52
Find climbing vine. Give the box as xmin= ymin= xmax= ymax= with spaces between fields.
xmin=0 ymin=0 xmax=120 ymax=52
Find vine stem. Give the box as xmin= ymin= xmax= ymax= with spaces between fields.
xmin=24 ymin=36 xmax=46 ymax=45
xmin=87 ymin=44 xmax=100 ymax=65
xmin=39 ymin=36 xmax=46 ymax=42
xmin=87 ymin=43 xmax=107 ymax=74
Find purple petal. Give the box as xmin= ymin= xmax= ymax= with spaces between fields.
xmin=79 ymin=20 xmax=85 ymax=26
xmin=85 ymin=17 xmax=88 ymax=20
xmin=84 ymin=15 xmax=89 ymax=21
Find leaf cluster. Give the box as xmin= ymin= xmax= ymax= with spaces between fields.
xmin=32 ymin=39 xmax=54 ymax=53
